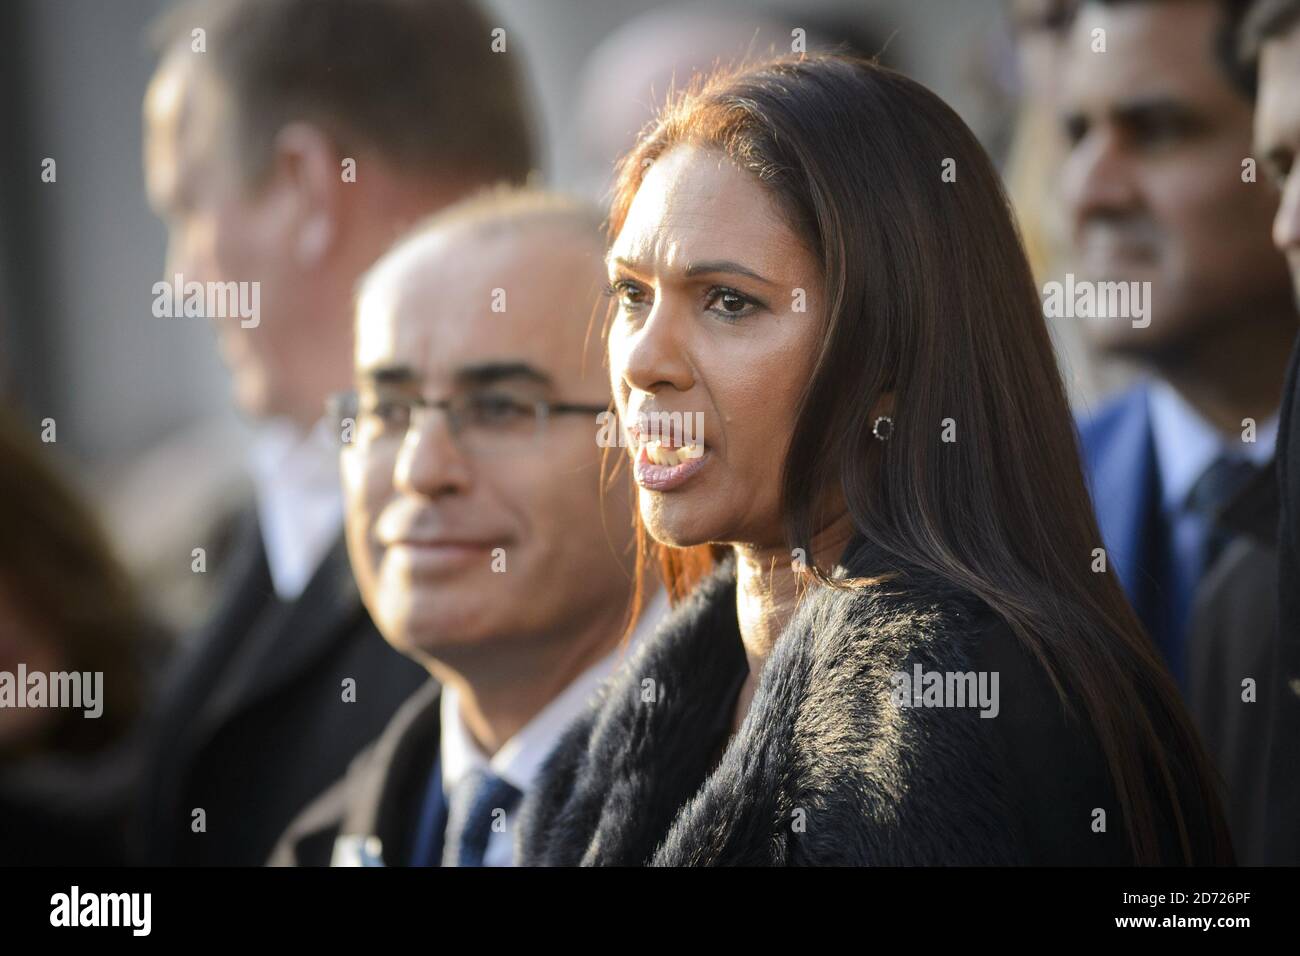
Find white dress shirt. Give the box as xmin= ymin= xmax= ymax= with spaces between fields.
xmin=247 ymin=418 xmax=345 ymax=601
xmin=438 ymin=589 xmax=670 ymax=866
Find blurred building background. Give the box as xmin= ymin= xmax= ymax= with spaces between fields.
xmin=0 ymin=0 xmax=1028 ymax=628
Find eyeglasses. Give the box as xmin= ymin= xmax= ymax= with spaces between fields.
xmin=327 ymin=388 xmax=608 ymax=458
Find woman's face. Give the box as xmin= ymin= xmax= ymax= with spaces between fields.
xmin=607 ymin=145 xmax=825 ymax=550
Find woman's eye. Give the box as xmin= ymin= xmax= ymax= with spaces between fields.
xmin=704 ymin=287 xmax=757 ymax=320
xmin=608 ymin=280 xmax=649 ymax=310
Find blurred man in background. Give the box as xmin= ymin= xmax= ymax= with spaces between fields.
xmin=135 ymin=0 xmax=536 ymax=865
xmin=1249 ymin=0 xmax=1300 ymax=867
xmin=272 ymin=189 xmax=662 ymax=866
xmin=570 ymin=3 xmax=887 ymax=198
xmin=1189 ymin=0 xmax=1300 ymax=865
xmin=1004 ymin=0 xmax=1130 ymax=407
xmin=1061 ymin=0 xmax=1297 ymax=694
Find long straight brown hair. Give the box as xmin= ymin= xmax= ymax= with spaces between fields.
xmin=607 ymin=53 xmax=1233 ymax=864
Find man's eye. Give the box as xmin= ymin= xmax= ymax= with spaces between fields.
xmin=1265 ymin=155 xmax=1294 ymax=188
xmin=1062 ymin=114 xmax=1088 ymax=148
xmin=1130 ymin=115 xmax=1194 ymax=148
xmin=366 ymin=398 xmax=411 ymax=429
xmin=469 ymin=395 xmax=531 ymax=426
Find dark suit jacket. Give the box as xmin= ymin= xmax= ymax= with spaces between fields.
xmin=270 ymin=681 xmax=442 ymax=866
xmin=134 ymin=511 xmax=426 ymax=865
xmin=1269 ymin=336 xmax=1300 ymax=864
xmin=1186 ymin=464 xmax=1279 ymax=865
xmin=1076 ymin=383 xmax=1182 ymax=678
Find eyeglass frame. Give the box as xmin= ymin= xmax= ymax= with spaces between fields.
xmin=326 ymin=388 xmax=609 ymax=454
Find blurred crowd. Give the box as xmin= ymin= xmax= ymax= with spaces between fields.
xmin=2 ymin=0 xmax=1299 ymax=867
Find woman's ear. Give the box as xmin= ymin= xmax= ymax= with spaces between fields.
xmin=269 ymin=122 xmax=341 ymax=268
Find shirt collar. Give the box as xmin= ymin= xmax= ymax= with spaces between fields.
xmin=247 ymin=416 xmax=344 ymax=600
xmin=439 ymin=588 xmax=671 ymax=797
xmin=1146 ymin=379 xmax=1278 ymax=514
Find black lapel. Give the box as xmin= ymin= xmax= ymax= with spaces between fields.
xmin=194 ymin=532 xmax=368 ymax=738
xmin=337 ymin=681 xmax=443 ymax=865
xmin=162 ymin=509 xmax=275 ymax=716
xmin=142 ymin=509 xmax=274 ymax=851
xmin=1133 ymin=426 xmax=1178 ymax=662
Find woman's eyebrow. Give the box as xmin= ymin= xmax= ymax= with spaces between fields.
xmin=607 ymin=254 xmax=777 ymax=288
xmin=683 ymin=259 xmax=776 ymax=286
xmin=606 ymin=254 xmax=643 ymax=275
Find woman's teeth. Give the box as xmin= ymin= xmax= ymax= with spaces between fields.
xmin=645 ymin=441 xmax=703 ymax=466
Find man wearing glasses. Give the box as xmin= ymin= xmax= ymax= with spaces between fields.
xmin=136 ymin=0 xmax=535 ymax=866
xmin=272 ymin=188 xmax=665 ymax=866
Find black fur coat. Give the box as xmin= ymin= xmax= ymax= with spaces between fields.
xmin=518 ymin=542 xmax=1219 ymax=866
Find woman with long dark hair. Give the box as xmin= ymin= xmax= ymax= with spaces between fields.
xmin=518 ymin=53 xmax=1232 ymax=865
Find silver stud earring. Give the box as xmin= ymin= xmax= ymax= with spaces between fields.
xmin=872 ymin=415 xmax=894 ymax=441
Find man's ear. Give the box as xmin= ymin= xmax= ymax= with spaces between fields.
xmin=269 ymin=122 xmax=341 ymax=268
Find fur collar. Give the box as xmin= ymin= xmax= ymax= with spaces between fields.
xmin=517 ymin=542 xmax=1056 ymax=865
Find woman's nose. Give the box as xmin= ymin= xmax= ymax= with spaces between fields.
xmin=615 ymin=298 xmax=695 ymax=397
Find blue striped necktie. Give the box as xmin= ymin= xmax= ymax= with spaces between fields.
xmin=441 ymin=768 xmax=523 ymax=867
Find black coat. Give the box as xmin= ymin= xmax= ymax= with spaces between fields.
xmin=134 ymin=511 xmax=426 ymax=865
xmin=268 ymin=681 xmax=442 ymax=867
xmin=519 ymin=541 xmax=1222 ymax=866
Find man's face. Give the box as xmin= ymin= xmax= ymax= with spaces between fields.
xmin=1059 ymin=0 xmax=1290 ymax=354
xmin=1256 ymin=24 xmax=1300 ymax=303
xmin=143 ymin=47 xmax=300 ymax=419
xmin=344 ymin=222 xmax=633 ymax=665
xmin=1012 ymin=0 xmax=1079 ymax=108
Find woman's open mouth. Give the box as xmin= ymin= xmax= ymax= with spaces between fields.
xmin=633 ymin=440 xmax=708 ymax=491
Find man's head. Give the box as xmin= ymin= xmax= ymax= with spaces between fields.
xmin=343 ymin=190 xmax=635 ymax=673
xmin=1060 ymin=0 xmax=1294 ymax=359
xmin=1010 ymin=0 xmax=1081 ymax=108
xmin=143 ymin=0 xmax=534 ymax=425
xmin=1244 ymin=0 xmax=1300 ymax=299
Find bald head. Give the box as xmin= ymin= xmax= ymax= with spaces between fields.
xmin=356 ymin=196 xmax=609 ymax=393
